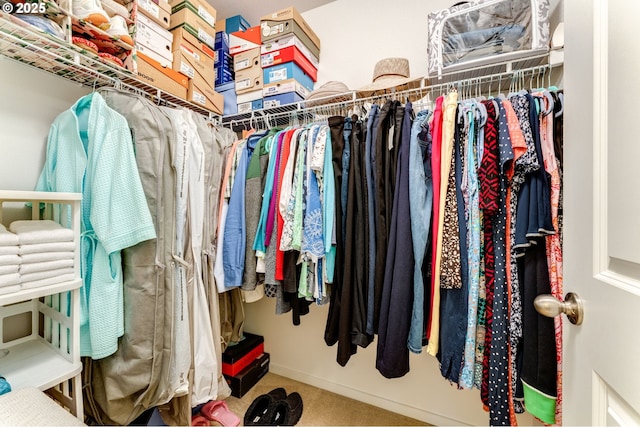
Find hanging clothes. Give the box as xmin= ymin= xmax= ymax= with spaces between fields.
xmin=376 ymin=102 xmax=414 ymax=378
xmin=407 ymin=108 xmax=433 ymax=354
xmin=438 ymin=109 xmax=469 ymax=384
xmin=427 ymin=90 xmax=459 ymax=357
xmin=84 ymin=90 xmax=173 ymax=426
xmin=219 ymin=84 xmax=564 ymax=427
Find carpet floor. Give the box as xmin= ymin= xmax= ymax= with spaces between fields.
xmin=223 ymin=372 xmax=429 ymax=426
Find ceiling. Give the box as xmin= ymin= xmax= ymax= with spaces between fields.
xmin=211 ymin=0 xmax=335 ymax=29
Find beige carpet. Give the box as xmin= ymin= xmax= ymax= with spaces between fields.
xmin=222 ymin=372 xmax=429 ymax=426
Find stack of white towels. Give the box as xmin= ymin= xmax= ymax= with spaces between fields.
xmin=0 ymin=220 xmax=75 ymax=296
xmin=0 ymin=224 xmax=20 ymax=295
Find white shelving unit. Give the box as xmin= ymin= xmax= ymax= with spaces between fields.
xmin=0 ymin=190 xmax=83 ymax=420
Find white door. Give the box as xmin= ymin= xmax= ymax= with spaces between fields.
xmin=562 ymin=0 xmax=640 ymax=424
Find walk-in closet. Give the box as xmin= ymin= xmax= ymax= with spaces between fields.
xmin=1 ymin=0 xmax=639 ymax=426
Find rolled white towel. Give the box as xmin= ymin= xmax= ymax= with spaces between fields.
xmin=0 ymin=284 xmax=20 ymax=295
xmin=0 ymin=265 xmax=19 ymax=275
xmin=0 ymin=246 xmax=18 ymax=256
xmin=0 ymin=254 xmax=21 ymax=266
xmin=20 ymin=273 xmax=76 ymax=290
xmin=20 ymin=267 xmax=74 ymax=283
xmin=0 ymin=273 xmax=20 ymax=287
xmin=20 ymin=259 xmax=74 ymax=275
xmin=9 ymin=220 xmax=74 ymax=245
xmin=19 ymin=241 xmax=75 ymax=255
xmin=21 ymin=251 xmax=74 ymax=264
xmin=0 ymin=224 xmax=18 ymax=247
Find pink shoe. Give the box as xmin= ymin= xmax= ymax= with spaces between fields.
xmin=192 ymin=414 xmax=210 ymax=426
xmin=200 ymin=400 xmax=240 ymax=427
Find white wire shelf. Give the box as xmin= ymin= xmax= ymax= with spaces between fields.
xmin=223 ymin=53 xmax=562 ymax=131
xmin=0 ymin=11 xmax=221 ymax=118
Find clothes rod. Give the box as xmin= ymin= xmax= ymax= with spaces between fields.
xmin=224 ymin=63 xmax=559 ymax=131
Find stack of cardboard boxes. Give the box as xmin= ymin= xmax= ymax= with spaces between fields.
xmin=260 ymin=7 xmax=320 ymax=109
xmin=135 ymin=0 xmax=191 ymax=100
xmin=169 ymin=0 xmax=222 ymax=113
xmin=213 ymin=14 xmax=251 ymax=115
xmin=215 ymin=6 xmax=320 ymax=115
xmin=229 ymin=24 xmax=263 ymax=114
xmin=222 ymin=333 xmax=270 ymax=398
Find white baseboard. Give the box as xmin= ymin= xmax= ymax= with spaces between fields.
xmin=269 ymin=363 xmax=472 ymax=426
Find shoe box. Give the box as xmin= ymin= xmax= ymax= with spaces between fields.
xmin=216 ymin=81 xmax=237 ymax=115
xmin=188 ymin=76 xmax=223 ymax=113
xmin=260 ymin=45 xmax=317 ymax=82
xmin=137 ymin=52 xmax=188 ymax=99
xmin=234 ymin=48 xmax=262 ymax=95
xmin=169 ymin=0 xmax=216 ymax=51
xmin=135 ymin=12 xmax=174 ymax=66
xmin=261 ymin=34 xmax=319 ymax=70
xmin=215 ymin=31 xmax=234 ymax=86
xmin=137 ymin=0 xmax=171 ymax=30
xmin=216 ymin=66 xmax=234 ymax=87
xmin=263 ymin=91 xmax=305 ymax=109
xmin=225 ymin=14 xmax=251 ymax=34
xmin=260 ymin=6 xmax=320 ymax=61
xmin=222 ymin=332 xmax=265 ymax=376
xmin=263 ymin=61 xmax=314 ymax=92
xmin=263 ymin=78 xmax=310 ymax=100
xmin=169 ymin=0 xmax=216 ymax=29
xmin=237 ymin=94 xmax=263 ymax=114
xmin=229 ymin=25 xmax=261 ymax=56
xmin=224 ymin=352 xmax=270 ymax=398
xmin=172 ymin=27 xmax=215 ymax=85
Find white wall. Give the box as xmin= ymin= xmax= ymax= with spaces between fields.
xmin=0 ymin=59 xmax=89 ymax=192
xmin=240 ymin=0 xmax=563 ymax=425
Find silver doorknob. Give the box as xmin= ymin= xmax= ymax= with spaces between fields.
xmin=534 ymin=292 xmax=584 ymax=325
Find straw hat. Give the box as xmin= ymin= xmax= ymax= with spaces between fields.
xmin=304 ymin=81 xmax=352 ymax=107
xmin=356 ymin=57 xmax=423 ymax=97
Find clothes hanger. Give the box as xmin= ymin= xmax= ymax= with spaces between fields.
xmin=555 ymin=92 xmax=564 ymax=117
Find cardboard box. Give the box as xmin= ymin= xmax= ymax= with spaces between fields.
xmin=238 ymin=98 xmax=263 ymax=114
xmin=214 ymin=49 xmax=234 ymax=86
xmin=171 ymin=27 xmax=214 ymax=60
xmin=188 ymin=74 xmax=223 ymax=113
xmin=138 ymin=0 xmax=171 ymax=29
xmin=136 ymin=11 xmax=174 ymax=43
xmin=222 ymin=333 xmax=264 ymax=365
xmin=136 ymin=42 xmax=172 ymax=67
xmin=224 ymin=353 xmax=270 ymax=398
xmin=260 ymin=45 xmax=317 ymax=81
xmin=260 ymin=7 xmax=320 ymax=54
xmin=214 ymin=49 xmax=233 ymax=69
xmin=261 ymin=33 xmax=319 ymax=69
xmin=260 ymin=6 xmax=319 ymax=49
xmin=135 ymin=15 xmax=173 ymax=63
xmin=215 ymin=30 xmax=229 ymax=52
xmin=233 ymin=47 xmax=260 ymax=73
xmin=263 ymin=78 xmax=310 ymax=99
xmin=263 ymin=62 xmax=313 ymax=91
xmin=173 ymin=39 xmax=215 ymax=85
xmin=225 ymin=14 xmax=250 ymax=33
xmin=236 ymin=89 xmax=262 ymax=104
xmin=216 ymin=81 xmax=237 ymax=115
xmin=170 ymin=5 xmax=216 ymax=50
xmin=235 ymin=61 xmax=262 ymax=95
xmin=215 ymin=66 xmax=234 ymax=86
xmin=137 ymin=52 xmax=188 ymax=99
xmin=215 ymin=19 xmax=225 ymax=33
xmin=229 ymin=26 xmax=261 ymax=56
xmin=263 ymin=91 xmax=304 ymax=109
xmin=170 ymin=0 xmax=216 ymax=29
xmin=260 ymin=19 xmax=319 ymax=61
